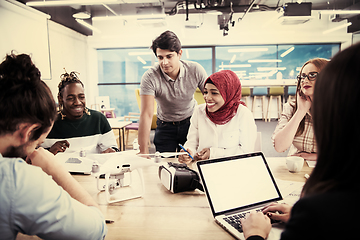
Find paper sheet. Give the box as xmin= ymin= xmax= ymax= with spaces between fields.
xmin=275 ymin=179 xmax=304 ymax=206
xmin=306 ymin=160 xmax=316 ymax=168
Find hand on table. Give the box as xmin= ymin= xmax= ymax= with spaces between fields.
xmin=102 ymin=147 xmax=116 ymax=154
xmin=241 ymin=211 xmax=271 ymax=240
xmin=48 ymin=140 xmax=70 ymax=155
xmin=292 ymin=152 xmax=317 ymax=161
xmin=262 ymin=202 xmax=292 ymax=224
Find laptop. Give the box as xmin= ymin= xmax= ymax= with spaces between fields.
xmin=196 ymin=152 xmax=283 ymax=240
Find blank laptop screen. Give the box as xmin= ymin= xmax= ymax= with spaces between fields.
xmin=198 ymin=153 xmax=282 ymax=215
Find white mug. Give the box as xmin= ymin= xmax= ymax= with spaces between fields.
xmin=286 ymin=156 xmax=304 ymax=173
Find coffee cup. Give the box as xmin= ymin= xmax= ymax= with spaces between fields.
xmin=286 ymin=156 xmax=304 ymax=173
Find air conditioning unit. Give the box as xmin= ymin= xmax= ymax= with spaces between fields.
xmin=278 ymin=2 xmax=313 ymax=25
xmin=277 ymin=15 xmax=313 ymax=25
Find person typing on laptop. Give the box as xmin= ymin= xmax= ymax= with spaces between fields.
xmin=178 ymin=70 xmax=257 ymax=163
xmin=42 ymin=70 xmax=118 ymax=155
xmin=0 ymin=53 xmax=107 ymax=239
xmin=241 ymin=43 xmax=360 ymax=239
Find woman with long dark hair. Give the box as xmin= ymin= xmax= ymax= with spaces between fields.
xmin=241 ymin=43 xmax=360 ymax=240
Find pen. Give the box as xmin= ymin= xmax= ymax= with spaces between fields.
xmin=178 ymin=144 xmax=194 ymax=160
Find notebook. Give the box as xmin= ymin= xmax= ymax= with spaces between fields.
xmin=196 ymin=152 xmax=283 ymax=239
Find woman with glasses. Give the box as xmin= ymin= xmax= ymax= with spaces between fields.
xmin=271 ymin=58 xmax=329 ymax=161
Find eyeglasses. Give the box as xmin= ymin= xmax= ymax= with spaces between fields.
xmin=297 ymin=72 xmax=318 ymax=82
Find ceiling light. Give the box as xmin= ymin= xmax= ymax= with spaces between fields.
xmin=128 ymin=52 xmax=152 ymax=56
xmin=185 ymin=49 xmax=189 ymax=59
xmin=248 ymin=59 xmax=282 ymax=63
xmin=27 ymin=0 xmax=118 ymax=7
xmin=280 ymin=47 xmax=295 ymax=57
xmin=319 ymin=10 xmax=360 ymax=15
xmin=75 ymin=19 xmax=101 ymax=33
xmin=228 ymin=48 xmax=269 ymax=53
xmin=219 ymin=64 xmax=251 ymax=68
xmin=230 ymin=54 xmax=236 ymax=64
xmin=137 ymin=56 xmax=146 ymax=65
xmin=93 ymin=14 xmax=166 ymax=21
xmin=257 ymin=67 xmax=286 ymax=71
xmin=72 ymin=11 xmax=91 ymax=19
xmin=323 ymin=22 xmax=352 ymax=34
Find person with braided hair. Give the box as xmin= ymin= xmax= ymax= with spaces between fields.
xmin=0 ymin=53 xmax=107 ymax=239
xmin=42 ymin=70 xmax=118 ymax=155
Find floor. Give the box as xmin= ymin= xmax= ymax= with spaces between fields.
xmin=120 ymin=119 xmax=289 ymax=157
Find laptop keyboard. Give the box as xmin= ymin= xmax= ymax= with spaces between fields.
xmin=223 ymin=209 xmax=262 ymax=233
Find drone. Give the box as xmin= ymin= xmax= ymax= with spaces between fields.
xmin=90 ymin=151 xmax=155 ymax=203
xmin=90 ymin=150 xmax=188 ymax=203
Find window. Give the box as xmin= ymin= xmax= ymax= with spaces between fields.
xmin=216 ymin=45 xmax=277 ymax=80
xmin=278 ymin=44 xmax=339 ymax=79
xmin=97 ymin=48 xmax=153 ymax=116
xmin=97 ymin=43 xmax=339 ymax=117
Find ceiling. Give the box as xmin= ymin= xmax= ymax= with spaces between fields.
xmin=15 ymin=0 xmax=360 ymax=36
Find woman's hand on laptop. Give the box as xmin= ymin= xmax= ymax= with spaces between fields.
xmin=241 ymin=211 xmax=271 ymax=240
xmin=262 ymin=202 xmax=292 ymax=223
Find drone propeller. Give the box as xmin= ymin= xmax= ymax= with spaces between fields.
xmin=137 ymin=151 xmax=188 ymax=158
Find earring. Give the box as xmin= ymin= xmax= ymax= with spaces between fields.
xmin=58 ymin=104 xmax=66 ymax=120
xmin=60 ymin=111 xmax=67 ymax=120
xmin=84 ymin=107 xmax=91 ymax=116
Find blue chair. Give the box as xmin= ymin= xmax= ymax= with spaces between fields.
xmin=287 ymin=86 xmax=297 ymax=102
xmin=252 ymin=87 xmax=268 ymax=121
xmin=267 ymin=86 xmax=284 ymax=122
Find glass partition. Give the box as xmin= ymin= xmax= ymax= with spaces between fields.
xmin=97 ymin=43 xmax=339 ymax=117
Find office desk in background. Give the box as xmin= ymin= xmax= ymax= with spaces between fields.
xmin=16 ymin=157 xmax=312 ymax=240
xmin=107 ymin=119 xmax=132 ymax=151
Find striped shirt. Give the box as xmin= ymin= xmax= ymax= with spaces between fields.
xmin=42 ymin=109 xmax=117 ymax=154
xmin=272 ymin=101 xmax=317 ymax=156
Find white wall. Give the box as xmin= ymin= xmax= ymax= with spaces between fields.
xmin=89 ymin=11 xmax=352 ymax=47
xmin=0 ymin=0 xmax=90 ymax=105
xmin=1 ymin=2 xmax=354 ymax=109
xmin=45 ymin=20 xmax=89 ymax=103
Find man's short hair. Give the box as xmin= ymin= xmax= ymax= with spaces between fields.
xmin=151 ymin=30 xmax=182 ymax=56
xmin=0 ymin=53 xmax=57 ymax=140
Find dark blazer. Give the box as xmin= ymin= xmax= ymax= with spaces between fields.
xmin=248 ymin=190 xmax=359 ymax=240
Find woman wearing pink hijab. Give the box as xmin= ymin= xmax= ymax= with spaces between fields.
xmin=179 ymin=70 xmax=257 ymax=164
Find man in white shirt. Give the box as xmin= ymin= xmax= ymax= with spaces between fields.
xmin=0 ymin=53 xmax=107 ymax=239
